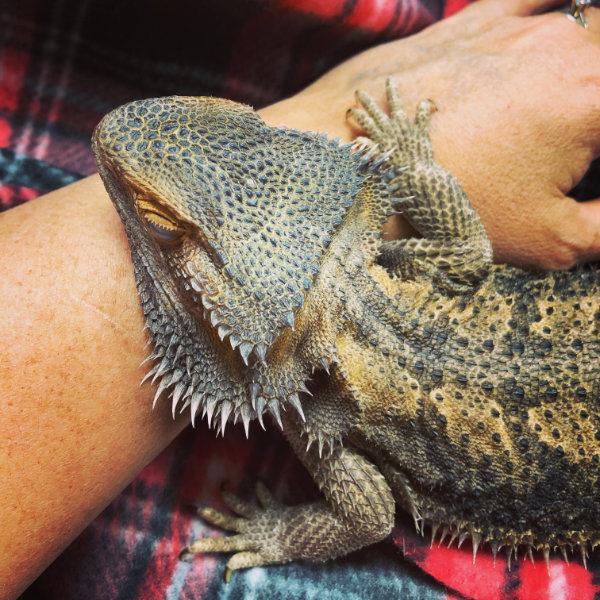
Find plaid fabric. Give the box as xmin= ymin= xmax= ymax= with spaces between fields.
xmin=23 ymin=426 xmax=453 ymax=600
xmin=0 ymin=0 xmax=452 ymax=210
xmin=21 ymin=422 xmax=600 ymax=600
xmin=4 ymin=0 xmax=600 ymax=598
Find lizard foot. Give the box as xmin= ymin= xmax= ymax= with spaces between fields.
xmin=182 ymin=483 xmax=306 ymax=580
xmin=182 ymin=464 xmax=390 ymax=580
xmin=348 ymin=77 xmax=435 ymax=169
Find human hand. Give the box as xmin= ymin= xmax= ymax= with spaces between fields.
xmin=262 ymin=0 xmax=600 ymax=269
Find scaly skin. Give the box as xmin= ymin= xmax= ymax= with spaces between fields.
xmin=93 ymin=79 xmax=600 ymax=576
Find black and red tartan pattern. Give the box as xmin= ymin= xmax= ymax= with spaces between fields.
xmin=22 ymin=423 xmax=600 ymax=600
xmin=4 ymin=1 xmax=600 ymax=598
xmin=0 ymin=0 xmax=452 ymax=210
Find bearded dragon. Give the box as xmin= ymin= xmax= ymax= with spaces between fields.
xmin=92 ymin=79 xmax=600 ymax=577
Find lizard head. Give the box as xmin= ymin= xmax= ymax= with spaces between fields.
xmin=93 ymin=95 xmax=364 ymax=373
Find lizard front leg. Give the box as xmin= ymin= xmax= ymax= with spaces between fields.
xmin=349 ymin=78 xmax=493 ymax=286
xmin=183 ymin=425 xmax=395 ymax=578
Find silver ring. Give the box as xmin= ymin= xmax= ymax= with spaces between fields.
xmin=565 ymin=0 xmax=593 ymax=28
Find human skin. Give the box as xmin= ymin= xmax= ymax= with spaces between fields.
xmin=264 ymin=0 xmax=600 ymax=269
xmin=1 ymin=0 xmax=599 ymax=598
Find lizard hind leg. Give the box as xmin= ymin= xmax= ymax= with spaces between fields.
xmin=349 ymin=78 xmax=493 ymax=286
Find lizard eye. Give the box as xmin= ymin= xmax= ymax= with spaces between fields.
xmin=138 ymin=199 xmax=186 ymax=244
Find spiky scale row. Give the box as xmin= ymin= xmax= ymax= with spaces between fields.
xmin=190 ymin=270 xmax=297 ymax=366
xmin=143 ymin=342 xmax=308 ymax=437
xmin=304 ymin=429 xmax=343 ymax=458
xmin=424 ymin=516 xmax=596 ymax=571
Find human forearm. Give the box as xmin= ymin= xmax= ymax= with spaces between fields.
xmin=0 ymin=177 xmax=188 ymax=599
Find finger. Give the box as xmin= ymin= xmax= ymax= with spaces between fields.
xmin=570 ymin=199 xmax=600 ymax=264
xmin=437 ymin=0 xmax=571 ymax=43
xmin=491 ymin=194 xmax=600 ymax=270
xmin=186 ymin=533 xmax=257 ymax=554
xmin=582 ymin=6 xmax=600 ymax=32
xmin=544 ymin=8 xmax=600 ymax=46
xmin=226 ymin=551 xmax=269 ymax=572
xmin=222 ymin=490 xmax=258 ymax=518
xmin=255 ymin=482 xmax=276 ymax=508
xmin=347 ymin=106 xmax=381 ymax=140
xmin=355 ymin=89 xmax=390 ymax=133
xmin=223 ymin=551 xmax=271 ymax=581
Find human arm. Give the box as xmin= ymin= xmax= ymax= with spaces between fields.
xmin=0 ymin=177 xmax=190 ymax=600
xmin=262 ymin=0 xmax=600 ymax=269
